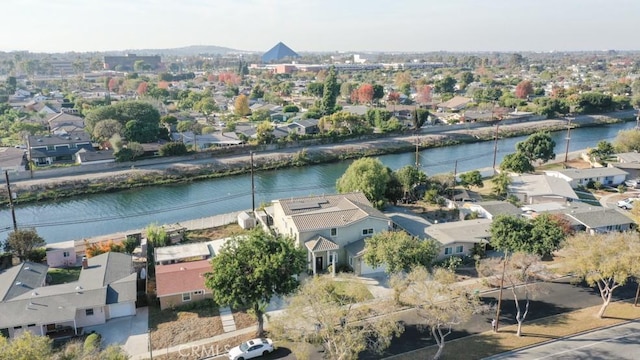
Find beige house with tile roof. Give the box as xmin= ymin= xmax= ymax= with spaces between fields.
xmin=269 ymin=192 xmax=392 ymax=275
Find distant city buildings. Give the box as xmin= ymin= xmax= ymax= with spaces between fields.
xmin=103 ymin=54 xmax=162 ymax=71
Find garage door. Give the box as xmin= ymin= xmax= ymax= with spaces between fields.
xmin=108 ymin=302 xmax=135 ymax=319
xmin=359 ymin=259 xmax=386 ymax=275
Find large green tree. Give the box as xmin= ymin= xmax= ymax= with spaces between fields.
xmin=500 ymin=152 xmax=534 ymax=173
xmin=490 ymin=213 xmax=565 ymax=257
xmin=84 ymin=101 xmax=161 ymax=143
xmin=4 ymin=229 xmax=46 ymax=262
xmin=515 ymin=132 xmax=556 ymax=164
xmin=321 ymin=66 xmax=339 ymax=115
xmin=364 ymin=231 xmax=438 ymax=274
xmin=458 ymin=170 xmax=484 ymax=190
xmin=205 ymin=228 xmax=306 ymax=335
xmin=613 ymin=129 xmax=640 ymax=153
xmin=336 ymin=158 xmax=391 ymax=208
xmin=92 ymin=119 xmax=123 ymax=143
xmin=394 ymin=165 xmax=427 ymax=195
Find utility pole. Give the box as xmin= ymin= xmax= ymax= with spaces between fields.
xmin=450 ymin=160 xmax=458 ymax=200
xmin=26 ymin=136 xmax=33 ymax=179
xmin=492 ymin=123 xmax=500 ymax=171
xmin=5 ymin=171 xmax=17 ymax=231
xmin=415 ymin=139 xmax=420 ymax=169
xmin=564 ymin=118 xmax=572 ymax=163
xmin=634 ymin=281 xmax=640 ymax=307
xmin=495 ymin=252 xmax=508 ymax=332
xmin=250 ymin=151 xmax=255 ymax=212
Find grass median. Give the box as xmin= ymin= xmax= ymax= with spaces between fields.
xmin=386 ymin=300 xmax=640 ymax=360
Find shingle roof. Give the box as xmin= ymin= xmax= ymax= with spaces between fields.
xmin=425 ymin=219 xmax=492 ymax=245
xmin=509 ymin=174 xmax=578 ymax=199
xmin=155 ymin=260 xmax=211 ymax=297
xmin=566 ymin=208 xmax=634 ymax=229
xmin=546 ymin=167 xmax=629 ymax=179
xmin=276 ymin=193 xmax=388 ymax=232
xmin=0 ymin=262 xmax=48 ymax=302
xmin=0 ymin=252 xmax=136 ymax=329
xmin=474 ymin=201 xmax=522 ymax=217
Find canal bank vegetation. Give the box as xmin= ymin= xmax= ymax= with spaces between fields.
xmin=1 ymin=117 xmax=631 ymax=206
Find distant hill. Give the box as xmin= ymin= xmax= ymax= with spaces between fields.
xmin=122 ymin=45 xmax=253 ymax=56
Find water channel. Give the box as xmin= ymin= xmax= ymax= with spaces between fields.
xmin=2 ymin=121 xmax=636 ymax=244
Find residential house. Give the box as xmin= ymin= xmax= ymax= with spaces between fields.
xmin=544 ymin=168 xmax=629 ymax=188
xmin=0 ymin=147 xmax=26 ymax=173
xmin=424 ymin=219 xmax=492 ymax=258
xmin=44 ymin=112 xmax=85 ymax=131
xmin=75 ymin=149 xmax=115 ymax=165
xmin=607 ymin=152 xmax=640 ymax=179
xmin=522 ymin=202 xmax=634 ymax=235
xmin=154 ymin=239 xmax=227 ymax=265
xmin=0 ymin=252 xmax=136 ymax=339
xmin=173 ymin=131 xmax=243 ymax=149
xmin=437 ymin=96 xmax=473 ymax=112
xmin=45 ymin=240 xmax=77 ymax=268
xmin=155 ymin=260 xmax=212 ymax=310
xmin=28 ymin=132 xmax=93 ymax=166
xmin=266 ymin=193 xmax=392 ymax=276
xmin=508 ymin=174 xmax=579 ymax=204
xmin=463 ymin=201 xmax=522 ymax=220
xmin=287 ymin=119 xmax=319 ymax=135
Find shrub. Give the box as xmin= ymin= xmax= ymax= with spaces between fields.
xmin=159 ymin=142 xmax=188 ymax=156
xmin=27 ymin=248 xmax=47 ymax=263
xmin=83 ymin=332 xmax=101 ymax=355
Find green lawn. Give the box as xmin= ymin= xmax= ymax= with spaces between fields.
xmin=47 ymin=267 xmax=81 ymax=284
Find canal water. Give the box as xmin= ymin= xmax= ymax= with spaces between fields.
xmin=1 ymin=121 xmax=635 ymax=244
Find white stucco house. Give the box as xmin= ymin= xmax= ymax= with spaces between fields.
xmin=544 ymin=168 xmax=628 ymax=188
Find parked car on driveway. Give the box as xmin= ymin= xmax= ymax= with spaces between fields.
xmin=624 ymin=179 xmax=640 ymax=189
xmin=617 ymin=197 xmax=639 ymax=210
xmin=228 ymin=338 xmax=274 ymax=360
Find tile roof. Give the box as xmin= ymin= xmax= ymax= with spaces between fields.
xmin=155 ymin=260 xmax=211 ymax=297
xmin=276 ymin=192 xmax=388 ymax=232
xmin=305 ymin=236 xmax=339 ymax=252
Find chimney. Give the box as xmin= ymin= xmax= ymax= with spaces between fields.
xmin=82 ymin=256 xmax=88 ymax=269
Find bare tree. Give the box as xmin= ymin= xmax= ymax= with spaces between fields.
xmin=269 ymin=275 xmax=403 ymax=360
xmin=477 ymin=252 xmax=546 ymax=336
xmin=402 ymin=267 xmax=480 ymax=360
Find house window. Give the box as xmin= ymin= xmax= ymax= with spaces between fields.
xmin=47 ymin=145 xmax=54 ymax=151
xmin=182 ymin=292 xmax=192 ymax=302
xmin=13 ymin=326 xmax=22 ymax=330
xmin=455 ymin=245 xmax=464 ymax=254
xmin=63 ymin=251 xmax=70 ymax=257
xmin=70 ymin=143 xmax=77 ymax=149
xmin=349 ymin=257 xmax=353 ymax=266
xmin=362 ymin=228 xmax=373 ymax=236
xmin=85 ymin=309 xmax=94 ymax=316
xmin=329 ymin=253 xmax=338 ymax=264
xmin=444 ymin=247 xmax=453 ymax=255
xmin=330 ymin=228 xmax=337 ymax=236
xmin=193 ymin=290 xmax=204 ymax=295
xmin=27 ymin=324 xmax=36 ymax=327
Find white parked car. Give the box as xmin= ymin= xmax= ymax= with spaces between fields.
xmin=617 ymin=197 xmax=638 ymax=210
xmin=228 ymin=338 xmax=274 ymax=360
xmin=624 ymin=179 xmax=640 ymax=189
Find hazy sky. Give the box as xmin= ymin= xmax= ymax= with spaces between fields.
xmin=2 ymin=0 xmax=639 ymax=53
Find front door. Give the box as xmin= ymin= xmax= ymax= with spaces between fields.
xmin=315 ymin=256 xmax=323 ymax=272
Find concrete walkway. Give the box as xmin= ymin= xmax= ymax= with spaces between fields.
xmin=219 ymin=306 xmax=237 ymax=332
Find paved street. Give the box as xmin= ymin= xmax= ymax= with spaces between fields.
xmin=366 ymin=277 xmax=638 ymax=359
xmin=485 ymin=320 xmax=640 ymax=359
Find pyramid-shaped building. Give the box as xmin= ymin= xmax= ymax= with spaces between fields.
xmin=262 ymin=42 xmax=300 ymax=63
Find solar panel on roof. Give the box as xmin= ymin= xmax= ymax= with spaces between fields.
xmin=289 ymin=201 xmax=322 ymax=210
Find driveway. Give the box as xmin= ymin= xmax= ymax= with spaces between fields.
xmin=83 ymin=307 xmax=149 ymax=358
